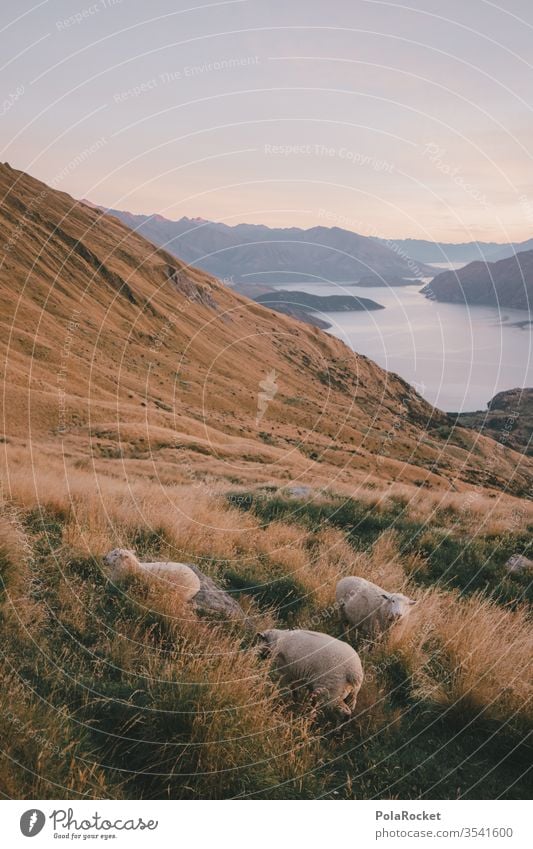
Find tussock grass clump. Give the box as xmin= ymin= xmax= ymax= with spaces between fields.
xmin=414 ymin=529 xmax=533 ymax=606
xmin=0 ymin=501 xmax=32 ymax=591
xmin=387 ymin=588 xmax=533 ymax=729
xmin=237 ymin=491 xmax=532 ymax=608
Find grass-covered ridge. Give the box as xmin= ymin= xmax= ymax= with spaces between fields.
xmin=1 ymin=464 xmax=531 ymax=800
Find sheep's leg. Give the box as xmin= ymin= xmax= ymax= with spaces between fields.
xmin=344 ymin=686 xmax=358 ymax=716
xmin=338 ymin=603 xmax=349 ymax=631
xmin=309 ymin=685 xmax=332 ymax=710
xmin=336 ymin=700 xmax=353 ymax=720
xmin=339 ymin=613 xmax=360 ymax=645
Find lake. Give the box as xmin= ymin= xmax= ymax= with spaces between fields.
xmin=272 ymin=276 xmax=533 ymax=412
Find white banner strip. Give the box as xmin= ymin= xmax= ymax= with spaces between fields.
xmin=2 ymin=799 xmax=531 ymax=848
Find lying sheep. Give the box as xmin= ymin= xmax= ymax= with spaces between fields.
xmin=336 ymin=576 xmax=415 ymax=638
xmin=258 ymin=628 xmax=364 ymax=718
xmin=103 ymin=548 xmax=246 ymax=619
xmin=505 ymin=554 xmax=533 ymax=575
xmin=103 ymin=548 xmax=201 ymax=600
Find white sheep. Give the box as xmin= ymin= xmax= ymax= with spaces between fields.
xmin=103 ymin=549 xmax=247 ymax=620
xmin=336 ymin=576 xmax=415 ymax=638
xmin=103 ymin=548 xmax=201 ymax=601
xmin=258 ymin=628 xmax=364 ymax=718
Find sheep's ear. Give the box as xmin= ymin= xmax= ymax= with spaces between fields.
xmin=257 ymin=631 xmax=268 ymax=642
xmin=409 ymin=599 xmax=416 ymax=605
xmin=381 ymin=593 xmax=391 ymax=600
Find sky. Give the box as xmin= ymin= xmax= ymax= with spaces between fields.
xmin=2 ymin=0 xmax=533 ymax=242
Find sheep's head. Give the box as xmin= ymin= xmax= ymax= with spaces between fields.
xmin=381 ymin=592 xmax=416 ymax=624
xmin=103 ymin=548 xmax=139 ymax=578
xmin=256 ymin=629 xmax=279 ymax=658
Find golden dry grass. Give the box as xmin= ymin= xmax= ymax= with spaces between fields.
xmin=388 ymin=588 xmax=533 ymax=726
xmin=3 ymin=450 xmax=532 ymax=724
xmin=1 ymin=445 xmax=532 ymax=799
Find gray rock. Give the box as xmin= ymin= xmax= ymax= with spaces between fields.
xmin=505 ymin=554 xmax=533 ymax=574
xmin=285 ymin=485 xmax=312 ymax=498
xmin=186 ymin=563 xmax=246 ymax=619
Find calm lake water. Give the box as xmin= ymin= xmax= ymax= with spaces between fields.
xmin=272 ymin=275 xmax=533 ymax=413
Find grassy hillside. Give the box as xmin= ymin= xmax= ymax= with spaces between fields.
xmin=0 ymin=470 xmax=531 ymax=799
xmin=0 ymin=163 xmax=532 ymax=799
xmin=1 ymin=162 xmax=531 ymax=498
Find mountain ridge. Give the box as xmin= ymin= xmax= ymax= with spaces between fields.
xmin=90 ymin=202 xmax=533 ymax=271
xmin=453 ymin=388 xmax=533 ymax=456
xmin=102 ymin=206 xmax=435 ymax=283
xmin=375 ymin=236 xmax=533 ymax=264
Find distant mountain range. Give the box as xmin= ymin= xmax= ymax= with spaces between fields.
xmin=421 ymin=250 xmax=533 ymax=310
xmin=99 ymin=206 xmax=533 ymax=285
xmin=375 ymin=236 xmax=533 ymax=264
xmin=103 ymin=208 xmax=435 ymax=283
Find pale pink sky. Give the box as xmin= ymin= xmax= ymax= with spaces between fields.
xmin=2 ymin=0 xmax=533 ymax=242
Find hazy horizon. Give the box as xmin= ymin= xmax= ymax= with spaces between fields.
xmin=2 ymin=0 xmax=533 ymax=242
xmin=81 ymin=201 xmax=532 ymax=246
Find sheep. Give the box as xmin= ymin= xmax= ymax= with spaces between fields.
xmin=258 ymin=628 xmax=364 ymax=718
xmin=103 ymin=548 xmax=201 ymax=600
xmin=336 ymin=575 xmax=415 ymax=638
xmin=505 ymin=554 xmax=533 ymax=575
xmin=102 ymin=549 xmax=247 ymax=620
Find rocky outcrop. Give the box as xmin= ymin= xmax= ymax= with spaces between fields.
xmin=166 ymin=265 xmax=219 ymax=311
xmin=452 ymin=388 xmax=533 ymax=456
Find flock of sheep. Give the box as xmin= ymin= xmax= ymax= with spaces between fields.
xmin=103 ymin=547 xmax=417 ymax=720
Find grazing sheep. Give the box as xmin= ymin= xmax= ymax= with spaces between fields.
xmin=103 ymin=549 xmax=247 ymax=620
xmin=103 ymin=548 xmax=201 ymax=601
xmin=258 ymin=628 xmax=364 ymax=718
xmin=336 ymin=576 xmax=415 ymax=638
xmin=505 ymin=554 xmax=533 ymax=575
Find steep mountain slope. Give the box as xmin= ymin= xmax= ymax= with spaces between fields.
xmin=1 ymin=162 xmax=531 ymax=498
xmin=421 ymin=250 xmax=533 ymax=310
xmin=103 ymin=208 xmax=434 ymax=283
xmin=2 ymin=167 xmax=532 ymax=805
